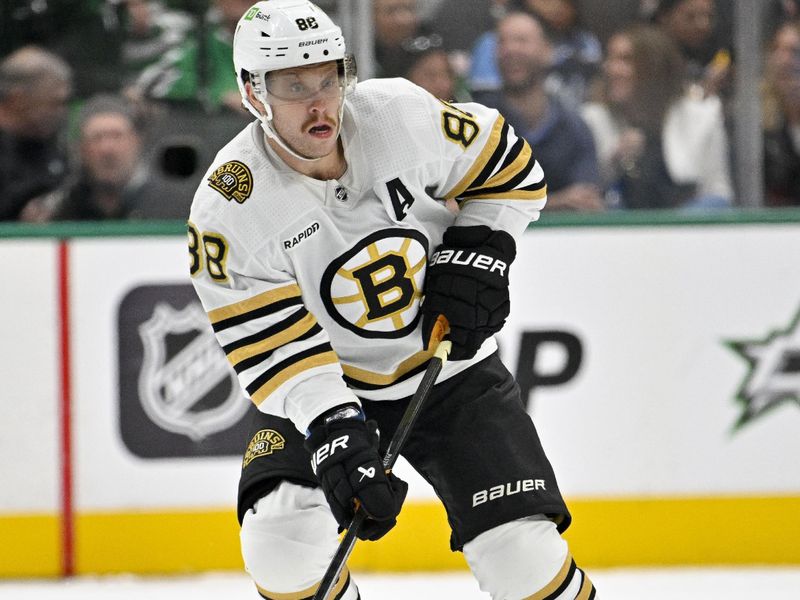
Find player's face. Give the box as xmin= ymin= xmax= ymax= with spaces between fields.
xmin=265 ymin=62 xmax=344 ymax=159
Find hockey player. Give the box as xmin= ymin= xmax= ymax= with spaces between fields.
xmin=188 ymin=1 xmax=596 ymax=598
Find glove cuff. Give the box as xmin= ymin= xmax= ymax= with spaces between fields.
xmin=305 ymin=403 xmax=364 ymax=438
xmin=441 ymin=225 xmax=516 ymax=264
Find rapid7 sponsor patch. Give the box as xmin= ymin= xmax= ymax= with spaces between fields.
xmin=284 ymin=221 xmax=320 ymax=249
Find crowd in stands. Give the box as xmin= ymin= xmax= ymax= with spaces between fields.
xmin=1 ymin=0 xmax=799 ymax=223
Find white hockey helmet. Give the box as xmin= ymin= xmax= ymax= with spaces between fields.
xmin=233 ymin=1 xmax=356 ymax=122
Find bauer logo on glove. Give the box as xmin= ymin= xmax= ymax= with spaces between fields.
xmin=428 ymin=249 xmax=509 ymax=277
xmin=421 ymin=225 xmax=516 ymax=361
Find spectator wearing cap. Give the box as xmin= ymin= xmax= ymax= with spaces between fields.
xmin=0 ymin=46 xmax=72 ymax=221
xmin=21 ymin=94 xmax=186 ymax=221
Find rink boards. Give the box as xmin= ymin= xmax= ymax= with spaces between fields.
xmin=1 ymin=214 xmax=799 ymax=577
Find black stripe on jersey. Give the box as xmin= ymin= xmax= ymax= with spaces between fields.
xmin=493 ymin=135 xmax=525 ymax=178
xmin=222 ymin=307 xmax=310 ymax=355
xmin=245 ymin=342 xmax=334 ymax=397
xmin=459 ymin=156 xmax=537 ymax=199
xmin=576 ymin=568 xmax=597 ymax=600
xmin=517 ymin=179 xmax=548 ymax=193
xmin=541 ymin=558 xmax=577 ymax=600
xmin=463 ymin=120 xmax=510 ymax=193
xmin=332 ymin=570 xmax=353 ymax=600
xmin=342 ymin=358 xmax=431 ymax=391
xmin=233 ymin=323 xmax=323 ymax=374
xmin=212 ymin=296 xmax=303 ymax=333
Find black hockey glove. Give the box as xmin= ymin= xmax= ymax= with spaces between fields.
xmin=421 ymin=225 xmax=516 ymax=361
xmin=304 ymin=405 xmax=408 ymax=541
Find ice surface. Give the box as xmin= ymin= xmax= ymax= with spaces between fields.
xmin=2 ymin=568 xmax=800 ymax=599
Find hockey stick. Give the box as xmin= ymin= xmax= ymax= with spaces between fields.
xmin=312 ymin=316 xmax=451 ymax=600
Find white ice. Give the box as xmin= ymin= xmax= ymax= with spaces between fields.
xmin=2 ymin=568 xmax=800 ymax=599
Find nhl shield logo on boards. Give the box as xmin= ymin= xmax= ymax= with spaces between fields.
xmin=118 ymin=284 xmax=252 ymax=458
xmin=138 ymin=302 xmax=249 ymax=442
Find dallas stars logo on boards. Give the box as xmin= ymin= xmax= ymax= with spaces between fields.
xmin=726 ymin=307 xmax=800 ymax=429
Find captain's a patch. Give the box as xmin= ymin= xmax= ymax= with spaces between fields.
xmin=208 ymin=160 xmax=253 ymax=204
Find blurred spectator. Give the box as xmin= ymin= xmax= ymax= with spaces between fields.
xmin=0 ymin=46 xmax=72 ymax=221
xmin=119 ymin=0 xmax=194 ymax=88
xmin=47 ymin=1 xmax=125 ymax=98
xmin=130 ymin=0 xmax=253 ymax=114
xmin=374 ymin=0 xmax=438 ymax=77
xmin=576 ymin=0 xmax=642 ymax=45
xmin=642 ymin=0 xmax=732 ymax=98
xmin=581 ymin=25 xmax=733 ymax=210
xmin=763 ymin=20 xmax=800 ymax=206
xmin=21 ymin=95 xmax=184 ymax=221
xmin=473 ymin=12 xmax=604 ymax=211
xmin=431 ymin=0 xmax=511 ymax=55
xmin=524 ymin=0 xmax=603 ymax=105
xmin=469 ymin=0 xmax=602 ymax=109
xmin=765 ymin=0 xmax=800 ymax=39
xmin=400 ymin=34 xmax=471 ymax=101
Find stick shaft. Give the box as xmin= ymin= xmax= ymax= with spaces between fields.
xmin=313 ymin=336 xmax=451 ymax=600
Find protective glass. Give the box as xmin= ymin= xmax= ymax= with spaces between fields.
xmin=264 ymin=57 xmax=356 ymax=105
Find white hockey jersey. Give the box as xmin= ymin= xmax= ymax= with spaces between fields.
xmin=188 ymin=78 xmax=547 ymax=433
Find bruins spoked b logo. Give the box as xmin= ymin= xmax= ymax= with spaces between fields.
xmin=321 ymin=229 xmax=428 ymax=339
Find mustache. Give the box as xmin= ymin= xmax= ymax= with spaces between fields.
xmin=304 ymin=115 xmax=337 ymax=129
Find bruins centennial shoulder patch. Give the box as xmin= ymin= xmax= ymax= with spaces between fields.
xmin=208 ymin=160 xmax=253 ymax=204
xmin=242 ymin=428 xmax=286 ymax=468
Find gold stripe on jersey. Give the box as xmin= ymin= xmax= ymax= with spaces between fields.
xmin=341 ymin=346 xmax=436 ymax=387
xmin=250 ymin=349 xmax=339 ymax=406
xmin=468 ymin=139 xmax=532 ymax=194
xmin=225 ymin=312 xmax=318 ymax=368
xmin=256 ymin=566 xmax=350 ymax=599
xmin=575 ymin=570 xmax=596 ymax=600
xmin=464 ymin=186 xmax=548 ymax=202
xmin=444 ymin=115 xmax=506 ymax=200
xmin=523 ymin=554 xmax=574 ymax=600
xmin=207 ymin=284 xmax=302 ymax=325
